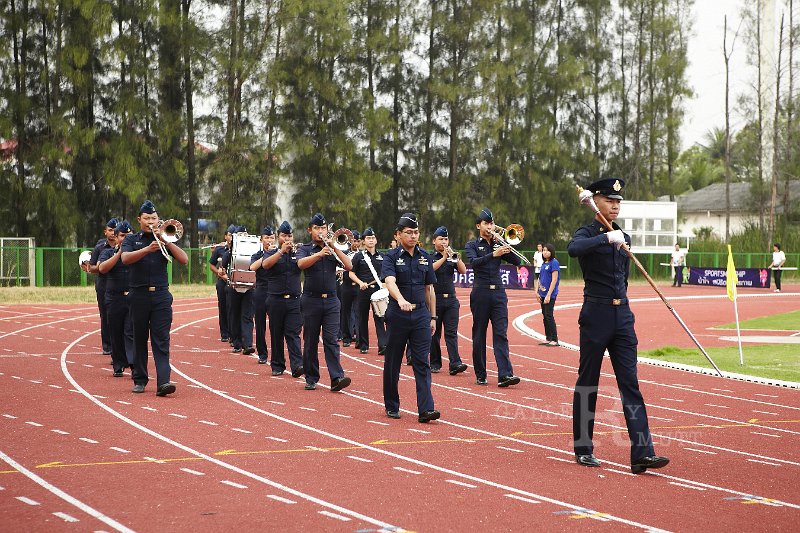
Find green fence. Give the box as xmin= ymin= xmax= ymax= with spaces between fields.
xmin=0 ymin=246 xmax=796 ymax=287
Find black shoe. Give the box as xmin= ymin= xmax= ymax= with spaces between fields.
xmin=271 ymin=369 xmax=284 ymax=376
xmin=430 ymin=366 xmax=441 ymax=373
xmin=258 ymin=358 xmax=268 ymax=365
xmin=330 ymin=376 xmax=351 ymax=392
xmin=342 ymin=341 xmax=351 ymax=347
xmin=113 ymin=370 xmax=124 ymax=377
xmin=418 ymin=410 xmax=440 ymax=423
xmin=449 ymin=363 xmax=468 ymax=375
xmin=231 ymin=347 xmax=242 ymax=353
xmin=498 ymin=375 xmax=521 ymax=388
xmin=304 ymin=382 xmax=317 ymax=390
xmin=156 ymin=383 xmax=176 ymax=397
xmin=291 ymin=368 xmax=304 ymax=378
xmin=377 ymin=346 xmax=386 ymax=355
xmin=102 ymin=350 xmax=112 ymax=355
xmin=360 ymin=348 xmax=369 ymax=354
xmin=476 ymin=377 xmax=488 ymax=385
xmin=631 ymin=455 xmax=670 ymax=474
xmin=243 ymin=347 xmax=255 ymax=355
xmin=576 ymin=454 xmax=601 ymax=467
xmin=386 ymin=410 xmax=401 ymax=419
xmin=132 ymin=384 xmax=146 ymax=393
xmin=220 ymin=337 xmax=230 ymax=343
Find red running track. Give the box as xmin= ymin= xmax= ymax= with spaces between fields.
xmin=0 ymin=284 xmax=798 ymax=532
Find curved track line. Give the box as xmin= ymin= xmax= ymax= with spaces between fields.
xmin=0 ymin=449 xmax=135 ymax=533
xmin=60 ymin=323 xmax=404 ymax=532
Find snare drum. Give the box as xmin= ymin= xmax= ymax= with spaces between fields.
xmin=370 ymin=288 xmax=389 ymax=318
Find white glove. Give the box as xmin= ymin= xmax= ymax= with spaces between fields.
xmin=606 ymin=230 xmax=625 ymax=248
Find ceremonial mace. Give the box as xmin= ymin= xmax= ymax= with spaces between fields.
xmin=576 ymin=185 xmax=723 ymax=377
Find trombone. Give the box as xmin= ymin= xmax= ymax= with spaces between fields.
xmin=445 ymin=246 xmax=460 ymax=262
xmin=149 ymin=219 xmax=183 ymax=263
xmin=488 ymin=223 xmax=531 ymax=265
xmin=200 ymin=240 xmax=227 ymax=250
xmin=323 ymin=224 xmax=352 ymax=266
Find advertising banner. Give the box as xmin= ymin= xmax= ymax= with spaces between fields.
xmin=453 ymin=265 xmax=535 ymax=290
xmin=686 ymin=266 xmax=771 ymax=289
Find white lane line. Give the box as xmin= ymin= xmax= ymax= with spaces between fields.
xmin=711 ymin=388 xmax=734 ymax=392
xmin=1 ymin=414 xmax=17 ymax=419
xmin=491 ymin=414 xmax=515 ymax=420
xmin=168 ymin=413 xmax=187 ymax=419
xmin=346 ymin=456 xmax=373 ymax=463
xmin=16 ymin=496 xmax=41 ymax=505
xmin=753 ymin=410 xmax=779 ymax=416
xmin=648 ymin=416 xmax=673 ymax=422
xmin=669 ymin=482 xmax=706 ymax=491
xmin=267 ymin=400 xmax=285 ymax=405
xmin=546 ymin=456 xmax=574 ymax=464
xmin=497 ymin=446 xmax=525 ymax=453
xmin=0 ymin=449 xmax=134 ymax=533
xmin=220 ymin=480 xmax=248 ymax=489
xmin=141 ymin=406 xmax=157 ymax=412
xmin=180 ymin=468 xmax=205 ymax=476
xmin=267 ymin=494 xmax=297 ymax=504
xmin=144 ymin=457 xmax=166 ymax=464
xmin=754 ymin=393 xmax=779 ymax=398
xmin=53 ymin=512 xmax=80 ymax=522
xmin=394 ymin=467 xmax=422 ymax=475
xmin=109 ymin=447 xmax=131 ymax=454
xmin=660 ymin=398 xmax=684 ymax=402
xmin=198 ymin=420 xmax=218 ymax=426
xmin=79 ymin=438 xmax=98 ymax=444
xmin=684 ymin=448 xmax=717 ymax=455
xmin=115 ymin=401 xmax=132 ymax=405
xmin=451 ymin=407 xmax=472 ymax=412
xmin=523 ymin=397 xmax=542 ymax=401
xmin=51 ymin=430 xmax=69 ymax=435
xmin=367 ymin=420 xmax=390 ymax=426
xmin=445 ymin=479 xmax=477 ymax=488
xmin=606 ymin=469 xmax=636 ymax=477
xmin=747 ymin=459 xmax=781 ymax=466
xmin=751 ymin=432 xmax=780 ymax=438
xmin=266 ymin=437 xmax=288 ymax=443
xmin=530 ymin=421 xmax=558 ymax=427
xmin=298 ymin=407 xmax=317 ymax=412
xmin=504 ymin=494 xmax=541 ymax=504
xmin=407 ymin=429 xmax=430 ymax=434
xmin=318 ymin=510 xmax=351 ymax=521
xmin=232 ymin=428 xmax=252 ymax=434
xmin=331 ymin=413 xmax=352 ymax=418
xmin=704 ymin=404 xmax=730 ymax=409
xmin=25 ymin=421 xmax=44 ymax=427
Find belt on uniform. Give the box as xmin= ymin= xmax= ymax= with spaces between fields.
xmin=270 ymin=293 xmax=299 ymax=299
xmin=304 ymin=291 xmax=334 ymax=298
xmin=436 ymin=293 xmax=456 ymax=298
xmin=584 ymin=296 xmax=628 ymax=306
xmin=130 ymin=286 xmax=168 ymax=292
xmin=351 ymin=282 xmax=358 ymax=286
xmin=473 ymin=284 xmax=500 ymax=290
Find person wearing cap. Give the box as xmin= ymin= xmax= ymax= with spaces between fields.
xmin=381 ymin=213 xmax=439 ymax=423
xmin=260 ymin=221 xmax=304 ymax=377
xmin=568 ymin=178 xmax=669 ymax=474
xmin=249 ymin=226 xmax=276 ymax=364
xmin=349 ymin=227 xmax=388 ymax=355
xmin=429 ymin=226 xmax=468 ymax=375
xmin=85 ymin=217 xmax=119 ymax=356
xmin=296 ymin=213 xmax=353 ymax=392
xmin=222 ymin=225 xmax=256 ymax=355
xmin=339 ymin=231 xmax=361 ymax=347
xmin=121 ymin=200 xmax=188 ymax=396
xmin=97 ymin=221 xmax=134 ymax=376
xmin=465 ymin=208 xmax=522 ymax=388
xmin=209 ymin=224 xmax=236 ymax=343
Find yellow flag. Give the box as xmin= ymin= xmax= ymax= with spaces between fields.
xmin=726 ymin=244 xmax=737 ymax=301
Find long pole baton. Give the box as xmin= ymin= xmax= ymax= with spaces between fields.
xmin=576 ymin=186 xmax=724 ymax=377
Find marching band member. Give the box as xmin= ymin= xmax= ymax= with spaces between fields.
xmin=349 ymin=227 xmax=387 ymax=354
xmin=250 ymin=226 xmax=276 ymax=364
xmin=568 ymin=178 xmax=669 ymax=474
xmin=465 ymin=208 xmax=521 ymax=387
xmin=223 ymin=225 xmax=255 ymax=355
xmin=97 ymin=220 xmax=134 ymax=376
xmin=429 ymin=226 xmax=468 ymax=375
xmin=85 ymin=218 xmax=118 ymax=356
xmin=121 ymin=200 xmax=188 ymax=396
xmin=261 ymin=221 xmax=304 ymax=377
xmin=381 ymin=213 xmax=439 ymax=422
xmin=209 ymin=224 xmax=235 ymax=343
xmin=297 ymin=213 xmax=353 ymax=392
xmin=339 ymin=231 xmax=361 ymax=347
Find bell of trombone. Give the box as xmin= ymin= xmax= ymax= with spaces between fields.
xmin=158 ymin=219 xmax=184 ymax=243
xmin=333 ymin=228 xmax=353 ymax=251
xmin=504 ymin=224 xmax=524 ymax=246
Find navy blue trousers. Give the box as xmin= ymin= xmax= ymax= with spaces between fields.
xmin=357 ymin=287 xmax=387 ymax=350
xmin=226 ymin=287 xmax=254 ymax=350
xmin=267 ymin=295 xmax=303 ymax=373
xmin=96 ymin=287 xmax=111 ymax=352
xmin=430 ymin=295 xmax=463 ymax=370
xmin=340 ymin=283 xmax=359 ymax=342
xmin=383 ymin=306 xmax=434 ymax=414
xmin=128 ymin=289 xmax=173 ymax=387
xmin=573 ymin=302 xmax=655 ymax=462
xmin=105 ymin=291 xmax=134 ymax=372
xmin=215 ymin=279 xmax=229 ymax=338
xmin=301 ymin=295 xmax=345 ymax=384
xmin=470 ymin=288 xmax=514 ymax=380
xmin=253 ymin=287 xmax=270 ymax=359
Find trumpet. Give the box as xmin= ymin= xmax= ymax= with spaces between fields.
xmin=200 ymin=240 xmax=227 ymax=250
xmin=488 ymin=222 xmax=531 ymax=265
xmin=149 ymin=218 xmax=183 ymax=263
xmin=445 ymin=246 xmax=460 ymax=262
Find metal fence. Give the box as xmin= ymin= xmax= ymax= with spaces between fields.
xmin=0 ymin=245 xmax=796 ymax=287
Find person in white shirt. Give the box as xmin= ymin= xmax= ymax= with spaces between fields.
xmin=770 ymin=243 xmax=787 ymax=292
xmin=670 ymin=244 xmax=685 ymax=287
xmin=533 ymin=242 xmax=544 ymax=281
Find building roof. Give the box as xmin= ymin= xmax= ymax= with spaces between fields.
xmin=677 ymin=181 xmax=799 ymax=214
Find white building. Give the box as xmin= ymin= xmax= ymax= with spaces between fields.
xmin=617 ymin=200 xmax=678 ymax=253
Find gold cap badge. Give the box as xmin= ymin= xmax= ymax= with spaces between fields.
xmin=613 ymin=180 xmax=621 ymax=192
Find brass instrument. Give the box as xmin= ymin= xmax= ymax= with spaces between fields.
xmin=488 ymin=223 xmax=531 ymax=265
xmin=333 ymin=227 xmax=354 ymax=251
xmin=148 ymin=218 xmax=183 ymax=263
xmin=200 ymin=240 xmax=228 ymax=250
xmin=445 ymin=246 xmax=460 ymax=262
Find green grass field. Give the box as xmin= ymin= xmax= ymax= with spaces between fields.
xmin=716 ymin=310 xmax=800 ymax=331
xmin=0 ymin=284 xmax=215 ymax=304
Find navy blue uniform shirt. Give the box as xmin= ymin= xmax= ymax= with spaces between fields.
xmin=350 ymin=250 xmax=384 ymax=284
xmin=567 ymin=220 xmax=630 ymax=299
xmin=264 ymin=248 xmax=301 ymax=295
xmin=465 ymin=237 xmax=521 ymax=286
xmin=98 ymin=247 xmax=130 ymax=292
xmin=381 ymin=246 xmax=436 ymax=305
xmin=250 ymin=250 xmax=271 ymax=289
xmin=209 ymin=245 xmax=229 ymax=269
xmin=432 ymin=252 xmax=457 ymax=294
xmin=121 ymin=231 xmax=171 ymax=288
xmin=296 ymin=243 xmax=339 ymax=293
xmin=90 ymin=238 xmax=113 ymax=290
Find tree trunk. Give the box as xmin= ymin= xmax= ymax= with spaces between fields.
xmin=182 ymin=0 xmax=198 ymax=248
